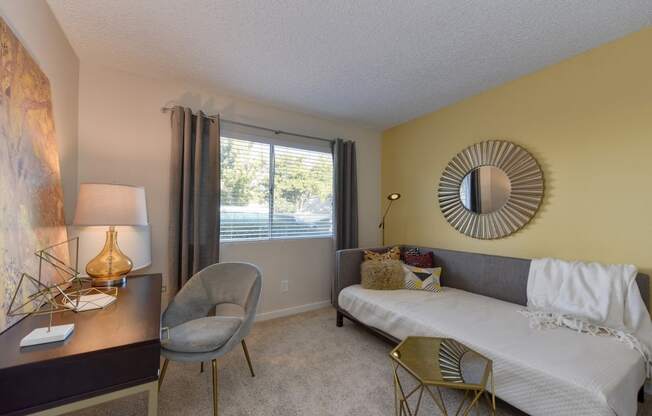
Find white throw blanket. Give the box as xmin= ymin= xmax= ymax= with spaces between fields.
xmin=523 ymin=258 xmax=652 ymax=378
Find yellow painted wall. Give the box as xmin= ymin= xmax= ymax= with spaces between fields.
xmin=382 ymin=27 xmax=652 ymax=287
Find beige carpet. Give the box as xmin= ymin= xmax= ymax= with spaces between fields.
xmin=71 ymin=307 xmax=651 ymax=416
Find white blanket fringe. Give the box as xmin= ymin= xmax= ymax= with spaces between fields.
xmin=520 ymin=309 xmax=652 ymax=377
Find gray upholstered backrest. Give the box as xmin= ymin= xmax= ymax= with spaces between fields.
xmin=405 ymin=245 xmax=531 ymax=306
xmin=163 ymin=262 xmax=262 ymax=330
xmin=334 ymin=245 xmax=650 ymax=311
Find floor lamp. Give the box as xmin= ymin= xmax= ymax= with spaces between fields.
xmin=379 ymin=193 xmax=401 ymax=245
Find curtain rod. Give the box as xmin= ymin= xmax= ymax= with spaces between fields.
xmin=161 ymin=106 xmax=335 ymax=144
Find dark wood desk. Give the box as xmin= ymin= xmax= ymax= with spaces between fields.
xmin=0 ymin=274 xmax=162 ymax=416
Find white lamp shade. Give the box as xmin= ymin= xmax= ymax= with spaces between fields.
xmin=73 ymin=183 xmax=148 ymax=226
xmin=71 ymin=226 xmax=152 ymax=275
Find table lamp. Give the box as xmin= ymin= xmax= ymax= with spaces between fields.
xmin=72 ymin=225 xmax=152 ymax=277
xmin=73 ymin=184 xmax=149 ymax=286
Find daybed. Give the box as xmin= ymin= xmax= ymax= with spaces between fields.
xmin=333 ymin=245 xmax=650 ymax=416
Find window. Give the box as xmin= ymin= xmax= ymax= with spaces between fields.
xmin=220 ymin=138 xmax=270 ymax=240
xmin=220 ymin=135 xmax=333 ymax=241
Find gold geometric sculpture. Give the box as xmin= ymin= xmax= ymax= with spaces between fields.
xmin=6 ymin=237 xmax=117 ymax=332
xmin=438 ymin=140 xmax=544 ymax=239
xmin=6 ymin=273 xmax=61 ymax=318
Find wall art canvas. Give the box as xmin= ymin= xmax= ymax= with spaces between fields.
xmin=0 ymin=18 xmax=68 ymax=333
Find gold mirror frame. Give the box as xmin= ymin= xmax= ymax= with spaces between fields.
xmin=437 ymin=140 xmax=544 ymax=239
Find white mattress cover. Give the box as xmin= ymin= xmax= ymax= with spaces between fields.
xmin=339 ymin=285 xmax=646 ymax=416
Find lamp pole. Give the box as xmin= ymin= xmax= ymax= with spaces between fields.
xmin=379 ymin=193 xmax=401 ymax=246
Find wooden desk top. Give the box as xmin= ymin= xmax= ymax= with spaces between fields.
xmin=0 ymin=274 xmax=162 ymax=415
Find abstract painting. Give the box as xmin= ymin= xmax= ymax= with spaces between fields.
xmin=0 ymin=18 xmax=68 ymax=333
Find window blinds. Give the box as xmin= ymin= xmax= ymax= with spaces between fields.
xmin=220 ymin=136 xmax=333 ymax=241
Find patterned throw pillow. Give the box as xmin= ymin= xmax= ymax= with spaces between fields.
xmin=364 ymin=246 xmax=400 ymax=262
xmin=360 ymin=259 xmax=404 ymax=290
xmin=403 ymin=264 xmax=442 ymax=292
xmin=403 ymin=249 xmax=435 ymax=268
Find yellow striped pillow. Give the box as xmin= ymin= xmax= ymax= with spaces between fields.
xmin=403 ymin=264 xmax=442 ymax=292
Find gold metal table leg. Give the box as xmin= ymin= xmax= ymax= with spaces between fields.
xmin=491 ymin=369 xmax=496 ymax=414
xmin=424 ymin=386 xmax=449 ymax=416
xmin=460 ymin=390 xmax=483 ymax=416
xmin=413 ymin=385 xmax=424 ymax=415
xmin=394 ymin=365 xmax=399 ymax=416
xmin=454 ymin=390 xmax=470 ymax=416
xmin=394 ymin=369 xmax=415 ymax=416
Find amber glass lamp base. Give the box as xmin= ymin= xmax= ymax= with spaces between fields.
xmin=86 ymin=226 xmax=133 ymax=287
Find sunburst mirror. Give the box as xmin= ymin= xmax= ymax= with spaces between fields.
xmin=437 ymin=140 xmax=544 ymax=239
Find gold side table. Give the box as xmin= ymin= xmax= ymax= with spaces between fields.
xmin=390 ymin=336 xmax=496 ymax=416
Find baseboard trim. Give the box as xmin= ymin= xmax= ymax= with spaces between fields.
xmin=255 ymin=300 xmax=331 ymax=322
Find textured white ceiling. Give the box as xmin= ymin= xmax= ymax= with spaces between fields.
xmin=47 ymin=0 xmax=652 ymax=129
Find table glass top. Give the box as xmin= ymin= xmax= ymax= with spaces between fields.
xmin=390 ymin=336 xmax=490 ymax=387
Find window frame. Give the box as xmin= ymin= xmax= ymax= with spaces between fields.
xmin=219 ymin=129 xmax=334 ymax=243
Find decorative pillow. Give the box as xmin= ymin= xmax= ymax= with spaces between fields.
xmin=403 ymin=264 xmax=442 ymax=292
xmin=364 ymin=246 xmax=400 ymax=262
xmin=403 ymin=249 xmax=435 ymax=268
xmin=360 ymin=259 xmax=404 ymax=290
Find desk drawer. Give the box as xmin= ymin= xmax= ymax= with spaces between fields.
xmin=0 ymin=341 xmax=159 ymax=416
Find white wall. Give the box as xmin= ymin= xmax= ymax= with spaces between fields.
xmin=221 ymin=238 xmax=333 ymax=319
xmin=77 ymin=64 xmax=381 ymax=313
xmin=0 ymin=0 xmax=79 ymax=223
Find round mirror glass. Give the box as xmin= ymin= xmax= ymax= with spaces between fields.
xmin=459 ymin=166 xmax=511 ymax=214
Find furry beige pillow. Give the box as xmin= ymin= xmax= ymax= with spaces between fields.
xmin=363 ymin=246 xmax=401 ymax=261
xmin=360 ymin=259 xmax=404 ymax=290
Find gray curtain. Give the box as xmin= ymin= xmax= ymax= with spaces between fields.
xmin=168 ymin=106 xmax=220 ymax=294
xmin=333 ymin=138 xmax=358 ymax=250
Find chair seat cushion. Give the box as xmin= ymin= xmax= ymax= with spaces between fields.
xmin=163 ymin=316 xmax=242 ymax=353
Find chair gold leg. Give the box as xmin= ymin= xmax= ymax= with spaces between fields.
xmin=158 ymin=359 xmax=169 ymax=391
xmin=211 ymin=359 xmax=219 ymax=416
xmin=241 ymin=339 xmax=255 ymax=377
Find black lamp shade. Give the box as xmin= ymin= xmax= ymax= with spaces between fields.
xmin=387 ymin=193 xmax=401 ymax=201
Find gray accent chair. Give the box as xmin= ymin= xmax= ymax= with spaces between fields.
xmin=159 ymin=262 xmax=262 ymax=416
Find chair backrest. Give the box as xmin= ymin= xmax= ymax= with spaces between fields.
xmin=163 ymin=262 xmax=262 ymax=329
